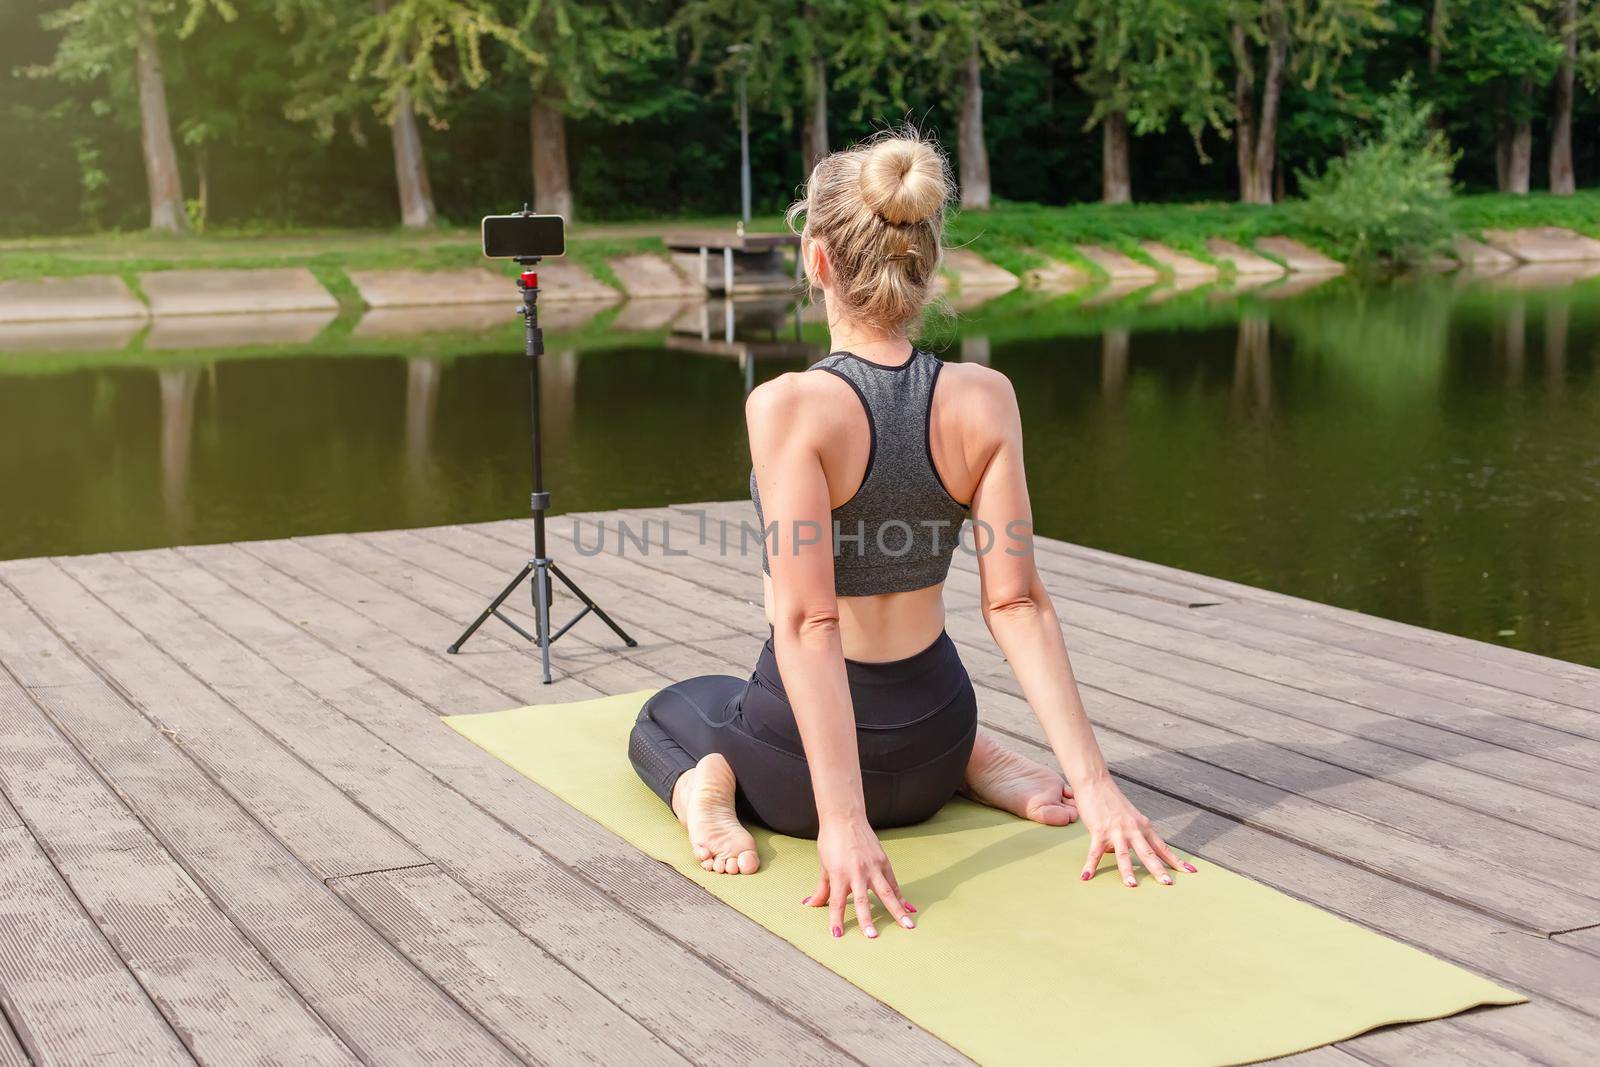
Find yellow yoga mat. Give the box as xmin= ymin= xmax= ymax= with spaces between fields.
xmin=446 ymin=692 xmax=1524 ymax=1066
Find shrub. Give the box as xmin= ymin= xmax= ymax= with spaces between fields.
xmin=1296 ymin=77 xmax=1458 ymax=272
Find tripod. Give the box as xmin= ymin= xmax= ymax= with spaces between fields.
xmin=447 ymin=256 xmax=636 ymax=682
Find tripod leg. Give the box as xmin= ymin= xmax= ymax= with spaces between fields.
xmin=532 ymin=558 xmax=554 ymax=685
xmin=550 ymin=561 xmax=639 ymax=647
xmin=449 ymin=562 xmax=532 ymax=654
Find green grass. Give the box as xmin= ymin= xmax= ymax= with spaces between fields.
xmin=3 ymin=191 xmax=1597 ymax=293
xmin=0 ymin=219 xmax=745 ymax=296
xmin=947 ymin=189 xmax=1600 ymax=272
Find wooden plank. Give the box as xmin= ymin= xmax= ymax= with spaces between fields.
xmin=979 ymin=590 xmax=1600 ymax=809
xmin=1013 ymin=583 xmax=1600 ymax=774
xmin=0 ymin=578 xmax=522 ymax=1065
xmin=237 ymin=536 xmax=598 ymax=708
xmin=0 ymin=1015 xmax=25 ymax=1067
xmin=0 ymin=670 xmax=358 ymax=1065
xmin=1554 ymin=926 xmax=1600 ymax=955
xmin=1014 ymin=530 xmax=1600 ymax=715
xmin=1 ymin=558 xmax=425 ymax=879
xmin=1035 ymin=530 xmax=1600 ymax=691
xmin=1023 ymin=554 xmax=1600 ymax=737
xmin=180 ymin=540 xmax=970 ymax=1065
xmin=0 ymin=792 xmax=191 ymax=1065
xmin=328 ymin=864 xmax=688 ymax=1065
xmin=463 ymin=517 xmax=1600 ymax=1021
xmin=1069 ymin=651 xmax=1600 ymax=849
xmin=112 ymin=545 xmax=874 ymax=1065
xmin=350 ymin=528 xmax=747 ymax=687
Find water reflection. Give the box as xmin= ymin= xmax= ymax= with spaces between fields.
xmin=2 ymin=274 xmax=1597 ymax=667
xmin=1233 ymin=314 xmax=1271 ymax=414
xmin=158 ymin=366 xmax=199 ymax=535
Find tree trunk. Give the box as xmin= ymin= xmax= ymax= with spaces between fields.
xmin=531 ymin=88 xmax=574 ymax=219
xmin=1428 ymin=0 xmax=1447 ymax=75
xmin=802 ymin=53 xmax=829 ymax=177
xmin=1550 ymin=0 xmax=1577 ymax=196
xmin=1249 ymin=6 xmax=1288 ymax=204
xmin=1502 ymin=78 xmax=1533 ymax=195
xmin=194 ymin=147 xmax=209 ymax=233
xmin=1233 ymin=24 xmax=1259 ymax=204
xmin=957 ymin=46 xmax=991 ymax=210
xmin=133 ymin=29 xmax=188 ymax=233
xmin=1102 ymin=111 xmax=1131 ymax=203
xmin=389 ymin=88 xmax=436 ymax=228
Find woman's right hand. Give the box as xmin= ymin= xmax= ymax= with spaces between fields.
xmin=805 ymin=815 xmax=916 ymax=939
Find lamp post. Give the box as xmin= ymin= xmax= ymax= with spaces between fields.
xmin=727 ymin=43 xmax=752 ymax=227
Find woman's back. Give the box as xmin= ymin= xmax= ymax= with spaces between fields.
xmin=749 ymin=346 xmax=1014 ymax=662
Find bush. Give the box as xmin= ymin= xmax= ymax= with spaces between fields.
xmin=1296 ymin=78 xmax=1458 ymax=272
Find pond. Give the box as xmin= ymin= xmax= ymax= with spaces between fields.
xmin=3 ymin=270 xmax=1597 ymax=668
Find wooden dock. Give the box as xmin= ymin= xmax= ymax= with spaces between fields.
xmin=0 ymin=500 xmax=1594 ymax=1065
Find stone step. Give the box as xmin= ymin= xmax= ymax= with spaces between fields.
xmin=1254 ymin=236 xmax=1345 ymax=275
xmin=607 ymin=254 xmax=700 ymax=298
xmin=0 ymin=275 xmax=147 ymax=324
xmin=943 ymin=248 xmax=1020 ymax=292
xmin=1205 ymin=239 xmax=1287 ymax=277
xmin=1138 ymin=242 xmax=1219 ymax=280
xmin=141 ymin=267 xmax=337 ymax=316
xmin=1483 ymin=226 xmax=1600 ymax=263
xmin=1074 ymin=244 xmax=1161 ymax=283
xmin=1020 ymin=252 xmax=1091 ymax=292
xmin=1451 ymin=237 xmax=1518 ymax=271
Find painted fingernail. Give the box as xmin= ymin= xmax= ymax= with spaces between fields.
xmin=1080 ymin=871 xmax=1091 ymax=881
xmin=900 ymin=916 xmax=916 ymax=930
xmin=865 ymin=926 xmax=878 ymax=939
xmin=1184 ymin=863 xmax=1198 ymax=873
xmin=1125 ymin=877 xmax=1138 ymax=888
xmin=801 ymin=895 xmax=811 ymax=905
xmin=903 ymin=901 xmax=917 ymax=913
xmin=830 ymin=925 xmax=842 ymax=939
xmin=1160 ymin=876 xmax=1173 ymax=886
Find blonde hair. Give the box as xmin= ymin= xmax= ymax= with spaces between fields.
xmin=786 ymin=130 xmax=952 ymax=334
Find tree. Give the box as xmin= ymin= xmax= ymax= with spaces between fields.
xmin=1063 ymin=0 xmax=1231 ymax=203
xmin=1298 ymin=76 xmax=1457 ymax=270
xmin=1227 ymin=0 xmax=1387 ymax=204
xmin=506 ymin=1 xmax=662 ymax=220
xmin=1435 ymin=0 xmax=1561 ymax=195
xmin=674 ymin=0 xmax=858 ymax=183
xmin=913 ymin=0 xmax=1040 ymax=210
xmin=278 ymin=0 xmax=518 ymax=227
xmin=32 ymin=0 xmax=236 ymax=232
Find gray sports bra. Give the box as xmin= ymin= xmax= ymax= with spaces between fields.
xmin=750 ymin=347 xmax=970 ymax=596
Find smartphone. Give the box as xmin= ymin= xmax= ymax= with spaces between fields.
xmin=481 ymin=214 xmax=566 ymax=259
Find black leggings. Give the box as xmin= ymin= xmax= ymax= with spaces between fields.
xmin=629 ymin=631 xmax=978 ymax=838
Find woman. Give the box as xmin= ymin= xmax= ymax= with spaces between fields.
xmin=629 ymin=131 xmax=1194 ymax=940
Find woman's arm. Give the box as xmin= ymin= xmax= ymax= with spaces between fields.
xmin=962 ymin=369 xmax=1194 ymax=887
xmin=746 ymin=376 xmax=914 ymax=937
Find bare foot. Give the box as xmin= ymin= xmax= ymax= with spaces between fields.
xmin=671 ymin=754 xmax=760 ymax=875
xmin=960 ymin=731 xmax=1078 ymax=826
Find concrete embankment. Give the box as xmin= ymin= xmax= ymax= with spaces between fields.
xmin=3 ymin=228 xmax=1598 ymax=335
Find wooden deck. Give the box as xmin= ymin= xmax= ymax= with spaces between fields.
xmin=0 ymin=500 xmax=1595 ymax=1065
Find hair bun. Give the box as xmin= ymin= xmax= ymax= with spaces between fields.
xmin=859 ymin=137 xmax=948 ymax=226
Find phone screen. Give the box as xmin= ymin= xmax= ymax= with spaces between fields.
xmin=481 ymin=214 xmax=566 ymax=259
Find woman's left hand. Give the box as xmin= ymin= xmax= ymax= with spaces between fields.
xmin=1072 ymin=777 xmax=1197 ymax=887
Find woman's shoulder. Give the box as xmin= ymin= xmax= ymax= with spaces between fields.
xmin=744 ymin=369 xmax=859 ymax=443
xmin=934 ymin=360 xmax=1018 ymax=421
